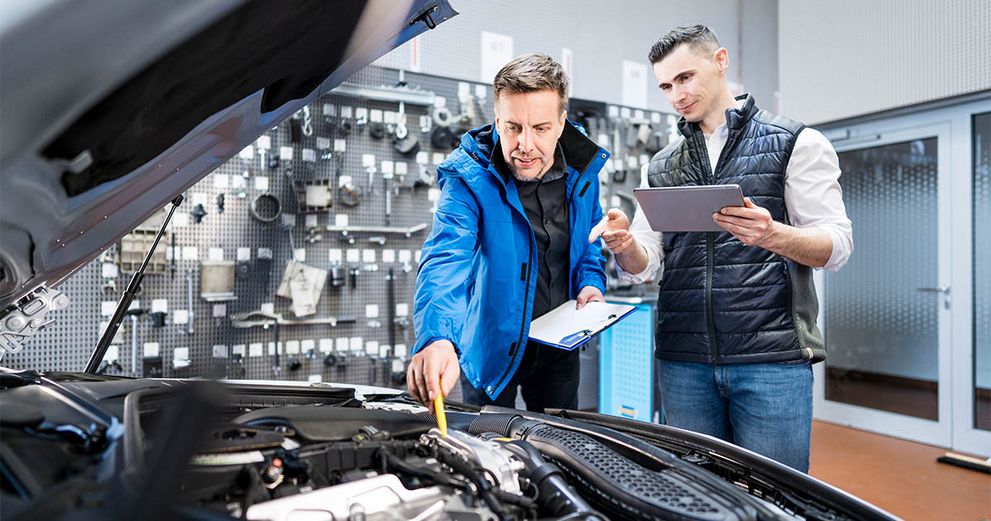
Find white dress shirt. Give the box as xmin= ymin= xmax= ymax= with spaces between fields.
xmin=619 ymin=107 xmax=854 ymax=284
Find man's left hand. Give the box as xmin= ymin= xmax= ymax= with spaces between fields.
xmin=713 ymin=197 xmax=778 ymax=247
xmin=575 ymin=286 xmax=604 ymax=309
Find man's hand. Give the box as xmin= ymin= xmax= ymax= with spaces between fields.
xmin=712 ymin=197 xmax=777 ymax=247
xmin=406 ymin=340 xmax=460 ymax=414
xmin=576 ymin=286 xmax=605 ymax=309
xmin=588 ymin=209 xmax=637 ymax=254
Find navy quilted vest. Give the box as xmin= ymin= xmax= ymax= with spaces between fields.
xmin=647 ymin=94 xmax=825 ymax=364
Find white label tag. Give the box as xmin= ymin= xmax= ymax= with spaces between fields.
xmin=173 ymin=310 xmax=189 ymax=325
xmin=102 ymin=263 xmax=118 ymax=279
xmin=254 ymin=176 xmax=269 ymax=191
xmin=151 ymin=299 xmax=169 ymax=313
xmin=256 ymin=136 xmax=271 ymax=149
xmin=302 ymin=148 xmax=316 ymax=162
xmin=279 ymin=146 xmax=294 ymax=161
xmin=316 ymin=137 xmax=330 ymax=150
xmin=365 ymin=304 xmax=379 ymax=318
xmin=144 ymin=342 xmax=160 ymax=358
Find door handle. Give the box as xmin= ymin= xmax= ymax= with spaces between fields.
xmin=917 ymin=286 xmax=951 ymax=309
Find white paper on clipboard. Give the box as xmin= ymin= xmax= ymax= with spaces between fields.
xmin=528 ymin=301 xmax=635 ymax=350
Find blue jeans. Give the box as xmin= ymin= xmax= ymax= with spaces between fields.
xmin=658 ymin=360 xmax=813 ymax=472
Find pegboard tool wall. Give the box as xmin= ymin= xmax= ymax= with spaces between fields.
xmin=7 ymin=65 xmax=675 ymax=400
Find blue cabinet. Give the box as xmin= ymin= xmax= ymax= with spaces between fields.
xmin=598 ymin=301 xmax=660 ymax=423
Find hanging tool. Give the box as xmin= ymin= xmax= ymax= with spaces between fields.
xmin=272 ymin=321 xmax=282 ymax=377
xmin=365 ymin=165 xmax=377 ymax=195
xmin=127 ymin=309 xmax=145 ymax=376
xmin=384 ymin=176 xmax=393 ymax=226
xmin=386 ymin=268 xmax=398 ymax=385
xmin=393 ymin=100 xmax=419 ymax=156
xmin=229 ymin=310 xmax=357 ymax=328
xmin=185 ymin=268 xmax=195 ymax=334
xmin=170 ymin=231 xmax=177 ymax=279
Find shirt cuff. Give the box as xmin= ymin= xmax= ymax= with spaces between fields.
xmin=820 ymin=227 xmax=849 ymax=272
xmin=615 ymin=244 xmax=659 ymax=284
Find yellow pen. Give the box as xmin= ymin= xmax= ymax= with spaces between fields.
xmin=433 ymin=377 xmax=448 ymax=437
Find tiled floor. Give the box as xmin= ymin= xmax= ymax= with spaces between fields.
xmin=810 ymin=420 xmax=991 ymax=520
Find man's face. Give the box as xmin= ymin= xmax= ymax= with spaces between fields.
xmin=494 ymin=89 xmax=566 ymax=182
xmin=652 ymin=43 xmax=728 ymax=123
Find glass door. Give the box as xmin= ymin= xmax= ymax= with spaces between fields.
xmin=814 ymin=121 xmax=953 ymax=447
xmin=953 ymin=109 xmax=991 ymax=456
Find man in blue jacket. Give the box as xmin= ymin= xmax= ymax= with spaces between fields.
xmin=407 ymin=54 xmax=610 ymax=413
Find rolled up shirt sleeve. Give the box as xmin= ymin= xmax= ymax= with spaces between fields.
xmin=616 ymin=164 xmax=664 ymax=284
xmin=785 ymin=128 xmax=854 ymax=272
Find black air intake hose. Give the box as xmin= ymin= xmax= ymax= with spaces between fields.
xmin=498 ymin=440 xmax=604 ymax=520
xmin=470 ymin=414 xmax=757 ymax=521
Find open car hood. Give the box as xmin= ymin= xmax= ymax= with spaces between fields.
xmin=0 ymin=0 xmax=456 ymax=310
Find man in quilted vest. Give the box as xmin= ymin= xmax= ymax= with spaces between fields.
xmin=592 ymin=25 xmax=853 ymax=472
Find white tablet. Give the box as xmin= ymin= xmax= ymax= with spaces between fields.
xmin=633 ymin=184 xmax=744 ymax=232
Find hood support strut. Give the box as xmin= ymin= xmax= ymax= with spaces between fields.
xmin=85 ymin=195 xmax=183 ymax=373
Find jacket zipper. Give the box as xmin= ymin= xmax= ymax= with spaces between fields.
xmin=694 ymin=132 xmax=720 ymax=364
xmin=492 ymin=178 xmax=536 ymax=393
xmin=495 ymin=170 xmax=591 ymax=392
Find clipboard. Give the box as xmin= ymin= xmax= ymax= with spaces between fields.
xmin=528 ymin=301 xmax=636 ymax=350
xmin=633 ymin=184 xmax=744 ymax=232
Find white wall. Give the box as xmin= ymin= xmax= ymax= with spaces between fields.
xmin=779 ymin=0 xmax=991 ymax=124
xmin=375 ymin=0 xmax=780 ymax=114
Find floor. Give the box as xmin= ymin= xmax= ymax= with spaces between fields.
xmin=809 ymin=420 xmax=991 ymax=520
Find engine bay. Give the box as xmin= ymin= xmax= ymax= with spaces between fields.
xmin=0 ymin=371 xmax=894 ymax=521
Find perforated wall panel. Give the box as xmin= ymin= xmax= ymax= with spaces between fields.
xmin=7 ymin=65 xmax=670 ymax=404
xmin=780 ymin=0 xmax=991 ymax=124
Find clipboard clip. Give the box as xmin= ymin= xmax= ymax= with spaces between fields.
xmin=557 ymin=313 xmax=617 ymax=347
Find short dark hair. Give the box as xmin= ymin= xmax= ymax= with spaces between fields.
xmin=647 ymin=24 xmax=720 ymax=64
xmin=492 ymin=53 xmax=569 ymax=113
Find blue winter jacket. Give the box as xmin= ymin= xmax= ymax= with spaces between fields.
xmin=412 ymin=121 xmax=610 ymax=399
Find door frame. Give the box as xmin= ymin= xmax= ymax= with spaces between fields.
xmin=813 ymin=118 xmax=953 ymax=447
xmin=813 ymin=95 xmax=991 ymax=456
